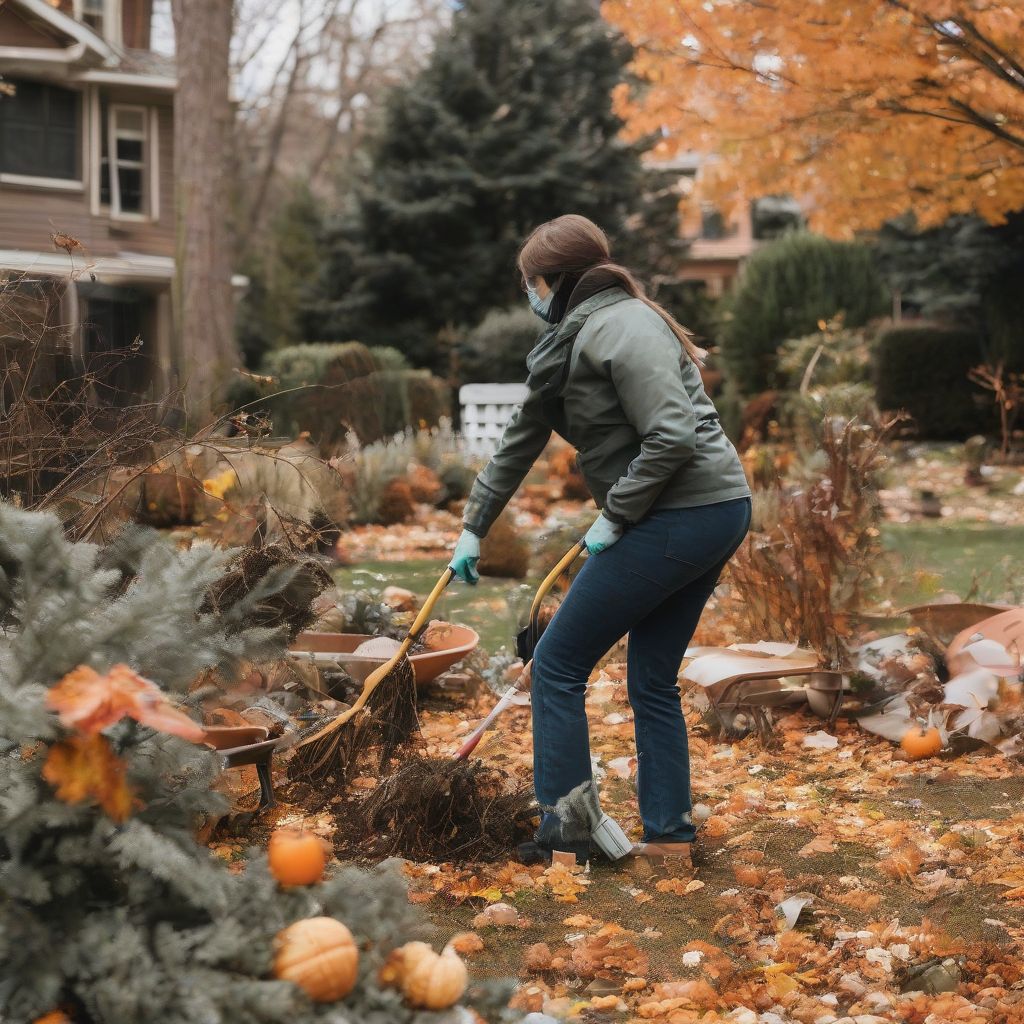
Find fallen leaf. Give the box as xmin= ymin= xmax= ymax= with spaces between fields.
xmin=42 ymin=734 xmax=136 ymax=821
xmin=47 ymin=664 xmax=203 ymax=741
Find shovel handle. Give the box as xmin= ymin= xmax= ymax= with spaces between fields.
xmin=526 ymin=539 xmax=586 ymax=629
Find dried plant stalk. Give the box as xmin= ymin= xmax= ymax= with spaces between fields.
xmin=726 ymin=414 xmax=895 ymax=668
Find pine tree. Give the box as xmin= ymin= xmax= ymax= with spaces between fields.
xmin=0 ymin=504 xmax=520 ymax=1024
xmin=237 ymin=182 xmax=325 ymax=368
xmin=305 ymin=0 xmax=646 ymax=367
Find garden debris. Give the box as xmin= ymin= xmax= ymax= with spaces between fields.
xmin=354 ymin=756 xmax=534 ymax=862
xmin=199 ymin=542 xmax=334 ymax=640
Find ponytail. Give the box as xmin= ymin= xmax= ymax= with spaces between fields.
xmin=574 ymin=261 xmax=707 ymax=366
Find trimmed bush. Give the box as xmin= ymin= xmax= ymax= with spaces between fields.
xmin=368 ymin=346 xmax=411 ymax=372
xmin=342 ymin=369 xmax=451 ymax=444
xmin=458 ymin=306 xmax=541 ymax=384
xmin=722 ymin=232 xmax=888 ymax=394
xmin=873 ymin=322 xmax=992 ymax=439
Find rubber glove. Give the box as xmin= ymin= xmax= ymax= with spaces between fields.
xmin=449 ymin=529 xmax=481 ymax=584
xmin=584 ymin=512 xmax=623 ymax=555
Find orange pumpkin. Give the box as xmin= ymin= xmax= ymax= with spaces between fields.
xmin=33 ymin=1014 xmax=72 ymax=1024
xmin=274 ymin=917 xmax=359 ymax=1002
xmin=268 ymin=828 xmax=327 ymax=887
xmin=901 ymin=726 xmax=943 ymax=760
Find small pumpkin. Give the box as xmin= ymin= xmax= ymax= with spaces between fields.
xmin=379 ymin=940 xmax=468 ymax=1010
xmin=901 ymin=725 xmax=943 ymax=760
xmin=274 ymin=917 xmax=359 ymax=1002
xmin=268 ymin=827 xmax=328 ymax=887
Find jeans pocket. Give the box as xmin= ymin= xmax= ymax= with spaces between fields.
xmin=664 ymin=501 xmax=750 ymax=573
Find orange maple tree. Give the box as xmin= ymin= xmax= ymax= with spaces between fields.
xmin=603 ymin=0 xmax=1024 ymax=232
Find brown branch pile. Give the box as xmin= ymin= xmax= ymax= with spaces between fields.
xmin=353 ymin=757 xmax=535 ymax=863
xmin=725 ymin=414 xmax=895 ymax=668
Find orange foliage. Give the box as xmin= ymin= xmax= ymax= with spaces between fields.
xmin=46 ymin=664 xmax=204 ymax=742
xmin=604 ymin=0 xmax=1024 ymax=232
xmin=42 ymin=734 xmax=136 ymax=822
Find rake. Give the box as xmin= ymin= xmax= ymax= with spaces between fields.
xmin=291 ymin=567 xmax=454 ymax=780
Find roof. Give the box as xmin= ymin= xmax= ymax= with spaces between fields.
xmin=0 ymin=0 xmax=177 ymax=89
xmin=10 ymin=0 xmax=115 ymax=63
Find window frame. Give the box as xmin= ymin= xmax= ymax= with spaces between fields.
xmin=73 ymin=0 xmax=122 ymax=47
xmin=101 ymin=101 xmax=154 ymax=222
xmin=0 ymin=79 xmax=85 ymax=191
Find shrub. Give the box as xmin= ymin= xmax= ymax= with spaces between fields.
xmin=722 ymin=232 xmax=888 ymax=394
xmin=351 ymin=434 xmax=415 ymax=524
xmin=479 ymin=510 xmax=530 ymax=579
xmin=458 ymin=306 xmax=540 ymax=385
xmin=438 ymin=461 xmax=478 ymax=506
xmin=261 ymin=341 xmax=377 ymax=443
xmin=262 ymin=341 xmax=376 ymax=392
xmin=873 ymin=322 xmax=993 ymax=439
xmin=368 ymin=346 xmax=410 ymax=372
xmin=342 ymin=370 xmax=451 ymax=444
xmin=377 ymin=479 xmax=415 ymax=525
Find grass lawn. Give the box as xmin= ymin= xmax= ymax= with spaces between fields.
xmin=334 ymin=522 xmax=1023 ymax=653
xmin=880 ymin=521 xmax=1024 ymax=607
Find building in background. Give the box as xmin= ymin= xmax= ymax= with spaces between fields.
xmin=651 ymin=154 xmax=804 ymax=299
xmin=0 ymin=0 xmax=178 ymax=401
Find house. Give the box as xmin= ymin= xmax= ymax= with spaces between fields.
xmin=0 ymin=0 xmax=176 ymax=400
xmin=650 ymin=154 xmax=804 ymax=298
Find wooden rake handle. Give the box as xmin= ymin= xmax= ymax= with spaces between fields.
xmin=297 ymin=568 xmax=454 ymax=746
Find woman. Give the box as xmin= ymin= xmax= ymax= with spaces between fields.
xmin=449 ymin=215 xmax=751 ymax=864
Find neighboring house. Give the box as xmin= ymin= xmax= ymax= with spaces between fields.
xmin=650 ymin=154 xmax=804 ymax=298
xmin=0 ymin=0 xmax=176 ymax=400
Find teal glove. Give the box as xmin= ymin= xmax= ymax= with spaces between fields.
xmin=584 ymin=512 xmax=623 ymax=555
xmin=449 ymin=529 xmax=482 ymax=584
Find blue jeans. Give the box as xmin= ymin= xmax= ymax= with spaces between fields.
xmin=531 ymin=497 xmax=751 ymax=842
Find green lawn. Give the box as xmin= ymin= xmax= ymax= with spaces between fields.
xmin=334 ymin=560 xmax=537 ymax=653
xmin=333 ymin=523 xmax=1023 ymax=654
xmin=880 ymin=521 xmax=1024 ymax=606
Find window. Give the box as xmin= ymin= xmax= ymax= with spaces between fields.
xmin=100 ymin=102 xmax=148 ymax=217
xmin=0 ymin=80 xmax=81 ymax=182
xmin=81 ymin=0 xmax=105 ymax=34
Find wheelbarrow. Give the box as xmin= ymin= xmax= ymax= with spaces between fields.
xmin=202 ymin=725 xmax=280 ymax=811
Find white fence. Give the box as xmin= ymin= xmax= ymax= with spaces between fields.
xmin=459 ymin=382 xmax=529 ymax=457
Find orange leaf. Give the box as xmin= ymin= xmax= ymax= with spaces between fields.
xmin=42 ymin=734 xmax=136 ymax=821
xmin=46 ymin=664 xmax=204 ymax=741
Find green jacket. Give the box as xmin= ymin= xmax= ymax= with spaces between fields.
xmin=463 ymin=288 xmax=750 ymax=537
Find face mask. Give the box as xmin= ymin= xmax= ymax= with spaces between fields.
xmin=526 ymin=277 xmax=561 ymax=323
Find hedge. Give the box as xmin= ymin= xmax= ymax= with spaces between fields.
xmin=873 ymin=322 xmax=993 ymax=439
xmin=722 ymin=232 xmax=889 ymax=394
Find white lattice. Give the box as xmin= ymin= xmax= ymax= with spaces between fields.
xmin=459 ymin=382 xmax=530 ymax=457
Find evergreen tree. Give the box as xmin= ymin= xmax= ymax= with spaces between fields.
xmin=0 ymin=505 xmax=518 ymax=1024
xmin=873 ymin=213 xmax=1024 ymax=368
xmin=237 ymin=182 xmax=325 ymax=368
xmin=305 ymin=0 xmax=647 ymax=367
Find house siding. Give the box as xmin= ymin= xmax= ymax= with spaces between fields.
xmin=0 ymin=87 xmax=175 ymax=260
xmin=0 ymin=6 xmax=65 ymax=47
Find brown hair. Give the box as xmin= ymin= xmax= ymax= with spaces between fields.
xmin=517 ymin=214 xmax=705 ymax=364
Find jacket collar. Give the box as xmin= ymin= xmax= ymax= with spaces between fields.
xmin=525 ymin=287 xmax=629 ymax=397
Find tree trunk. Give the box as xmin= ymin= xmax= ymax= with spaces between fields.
xmin=170 ymin=0 xmax=238 ymax=425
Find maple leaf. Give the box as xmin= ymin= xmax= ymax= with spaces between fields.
xmin=445 ymin=874 xmax=503 ymax=903
xmin=46 ymin=664 xmax=204 ymax=741
xmin=42 ymin=734 xmax=136 ymax=822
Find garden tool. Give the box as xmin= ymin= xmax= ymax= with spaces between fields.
xmin=293 ymin=567 xmax=454 ymax=779
xmin=455 ymin=538 xmax=587 ymax=761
